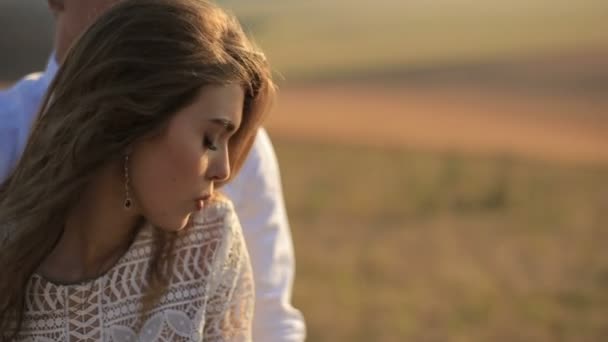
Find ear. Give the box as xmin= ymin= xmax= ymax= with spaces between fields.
xmin=47 ymin=0 xmax=65 ymax=17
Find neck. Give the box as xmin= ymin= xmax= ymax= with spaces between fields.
xmin=39 ymin=162 xmax=141 ymax=283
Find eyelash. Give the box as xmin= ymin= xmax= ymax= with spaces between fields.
xmin=203 ymin=135 xmax=218 ymax=151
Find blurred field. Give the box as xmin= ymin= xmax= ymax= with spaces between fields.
xmin=223 ymin=0 xmax=608 ymax=80
xmin=265 ymin=81 xmax=608 ymax=341
xmin=275 ymin=138 xmax=608 ymax=342
xmin=268 ymin=83 xmax=608 ymax=165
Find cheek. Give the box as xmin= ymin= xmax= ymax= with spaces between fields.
xmin=130 ymin=134 xmax=207 ymax=230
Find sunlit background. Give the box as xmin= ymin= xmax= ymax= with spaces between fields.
xmin=1 ymin=1 xmax=607 ymax=341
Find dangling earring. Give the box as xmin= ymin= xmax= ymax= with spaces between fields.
xmin=124 ymin=154 xmax=132 ymax=209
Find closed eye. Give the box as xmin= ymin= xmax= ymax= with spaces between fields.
xmin=203 ymin=135 xmax=218 ymax=151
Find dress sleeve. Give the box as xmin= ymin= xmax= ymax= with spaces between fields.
xmin=203 ymin=202 xmax=255 ymax=342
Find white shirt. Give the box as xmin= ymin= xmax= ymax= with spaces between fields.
xmin=0 ymin=57 xmax=57 ymax=182
xmin=0 ymin=56 xmax=306 ymax=341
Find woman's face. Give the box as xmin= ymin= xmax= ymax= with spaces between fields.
xmin=129 ymin=84 xmax=244 ymax=232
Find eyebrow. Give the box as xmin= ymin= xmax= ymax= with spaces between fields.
xmin=209 ymin=118 xmax=237 ymax=133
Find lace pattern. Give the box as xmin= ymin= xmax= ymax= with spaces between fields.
xmin=11 ymin=199 xmax=253 ymax=341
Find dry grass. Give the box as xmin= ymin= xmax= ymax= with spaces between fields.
xmin=224 ymin=0 xmax=608 ymax=78
xmin=267 ymin=84 xmax=608 ymax=165
xmin=232 ymin=0 xmax=608 ymax=94
xmin=265 ymin=82 xmax=608 ymax=341
xmin=276 ymin=139 xmax=608 ymax=341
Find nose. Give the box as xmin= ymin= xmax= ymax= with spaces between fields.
xmin=207 ymin=148 xmax=231 ymax=183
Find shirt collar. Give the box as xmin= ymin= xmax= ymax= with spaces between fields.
xmin=44 ymin=53 xmax=59 ymax=83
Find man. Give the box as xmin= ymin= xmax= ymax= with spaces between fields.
xmin=0 ymin=0 xmax=306 ymax=340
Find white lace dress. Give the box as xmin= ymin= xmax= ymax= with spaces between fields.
xmin=12 ymin=199 xmax=254 ymax=342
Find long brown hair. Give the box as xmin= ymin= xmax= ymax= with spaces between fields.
xmin=0 ymin=0 xmax=274 ymax=336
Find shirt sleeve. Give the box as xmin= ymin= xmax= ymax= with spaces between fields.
xmin=0 ymin=72 xmax=48 ymax=184
xmin=0 ymin=87 xmax=23 ymax=183
xmin=222 ymin=129 xmax=306 ymax=341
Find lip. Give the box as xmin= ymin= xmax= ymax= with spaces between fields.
xmin=195 ymin=194 xmax=211 ymax=202
xmin=194 ymin=194 xmax=211 ymax=211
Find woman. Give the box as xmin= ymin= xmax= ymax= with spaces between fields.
xmin=0 ymin=0 xmax=274 ymax=340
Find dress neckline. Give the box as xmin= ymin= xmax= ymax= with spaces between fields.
xmin=31 ymin=223 xmax=151 ymax=288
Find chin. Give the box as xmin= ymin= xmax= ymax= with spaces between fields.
xmin=157 ymin=214 xmax=192 ymax=232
